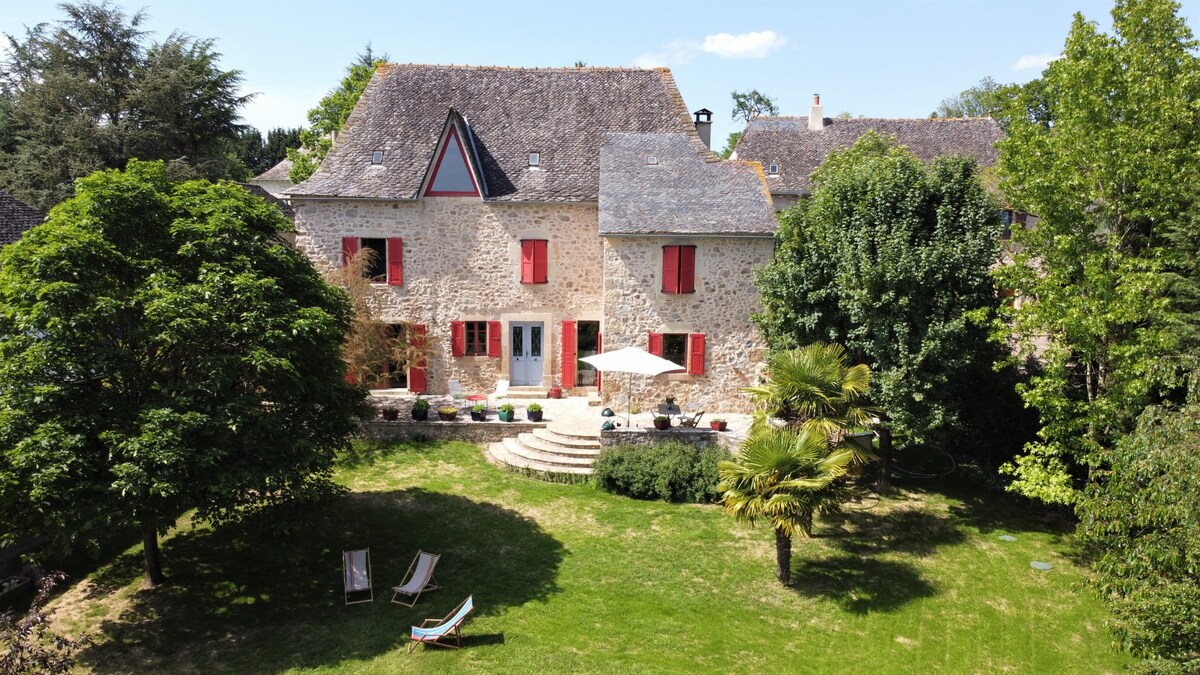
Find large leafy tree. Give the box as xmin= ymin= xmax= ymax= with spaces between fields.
xmin=0 ymin=160 xmax=365 ymax=584
xmin=288 ymin=45 xmax=386 ymax=183
xmin=995 ymin=0 xmax=1200 ymax=504
xmin=234 ymin=126 xmax=302 ymax=176
xmin=931 ymin=76 xmax=1055 ymax=131
xmin=754 ymin=132 xmax=1002 ymax=448
xmin=0 ymin=2 xmax=251 ymax=210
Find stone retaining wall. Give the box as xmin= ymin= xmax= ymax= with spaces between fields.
xmin=600 ymin=427 xmax=720 ymax=448
xmin=362 ymin=419 xmax=543 ymax=443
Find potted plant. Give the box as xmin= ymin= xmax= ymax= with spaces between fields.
xmin=664 ymin=395 xmax=676 ymax=406
xmin=549 ymin=386 xmax=562 ymax=399
xmin=526 ymin=402 xmax=543 ymax=422
xmin=498 ymin=402 xmax=516 ymax=422
xmin=710 ymin=418 xmax=727 ymax=431
xmin=471 ymin=403 xmax=487 ymax=421
xmin=380 ymin=405 xmax=399 ymax=421
xmin=411 ymin=397 xmax=430 ymax=421
xmin=653 ymin=415 xmax=670 ymax=430
xmin=437 ymin=405 xmax=459 ymax=422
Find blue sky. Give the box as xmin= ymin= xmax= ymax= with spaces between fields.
xmin=3 ymin=0 xmax=1198 ymax=148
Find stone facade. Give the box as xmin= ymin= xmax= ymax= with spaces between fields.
xmin=293 ymin=198 xmax=603 ymax=394
xmin=600 ymin=235 xmax=773 ymax=413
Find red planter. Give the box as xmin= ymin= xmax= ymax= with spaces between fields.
xmin=549 ymin=387 xmax=562 ymax=399
xmin=653 ymin=419 xmax=670 ymax=430
xmin=710 ymin=421 xmax=727 ymax=431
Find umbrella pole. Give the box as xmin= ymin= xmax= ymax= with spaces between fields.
xmin=626 ymin=371 xmax=632 ymax=428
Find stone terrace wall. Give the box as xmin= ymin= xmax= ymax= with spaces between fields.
xmin=600 ymin=235 xmax=773 ymax=413
xmin=293 ymin=198 xmax=603 ymax=393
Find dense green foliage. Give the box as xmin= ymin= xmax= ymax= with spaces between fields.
xmin=0 ymin=160 xmax=364 ymax=583
xmin=932 ymin=76 xmax=1055 ymax=131
xmin=1077 ymin=403 xmax=1200 ymax=670
xmin=287 ymin=46 xmax=385 ymax=183
xmin=994 ymin=0 xmax=1200 ymax=505
xmin=591 ymin=441 xmax=724 ymax=503
xmin=729 ymin=89 xmax=778 ymax=124
xmin=233 ymin=126 xmax=302 ymax=177
xmin=720 ymin=130 xmax=741 ymax=159
xmin=742 ymin=343 xmax=875 ymax=440
xmin=754 ymin=132 xmax=1002 ymax=443
xmin=0 ymin=2 xmax=251 ymax=209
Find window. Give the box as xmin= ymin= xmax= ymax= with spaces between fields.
xmin=768 ymin=163 xmax=779 ymax=175
xmin=529 ymin=152 xmax=540 ymax=167
xmin=371 ymin=150 xmax=384 ymax=165
xmin=661 ymin=245 xmax=696 ymax=294
xmin=999 ymin=209 xmax=1013 ymax=239
xmin=648 ymin=331 xmax=706 ymax=376
xmin=646 ymin=155 xmax=659 ymax=165
xmin=464 ymin=321 xmax=488 ymax=356
xmin=425 ymin=125 xmax=480 ymax=196
xmin=451 ymin=320 xmax=501 ymax=358
xmin=342 ymin=237 xmax=403 ymax=286
xmin=520 ymin=239 xmax=548 ymax=284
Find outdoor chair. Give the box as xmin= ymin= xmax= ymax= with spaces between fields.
xmin=391 ymin=550 xmax=441 ymax=607
xmin=448 ymin=380 xmax=464 ymax=398
xmin=485 ymin=379 xmax=510 ymax=408
xmin=678 ymin=406 xmax=705 ymax=428
xmin=408 ymin=595 xmax=475 ymax=653
xmin=342 ymin=548 xmax=373 ymax=605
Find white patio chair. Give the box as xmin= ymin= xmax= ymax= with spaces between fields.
xmin=485 ymin=379 xmax=509 ymax=408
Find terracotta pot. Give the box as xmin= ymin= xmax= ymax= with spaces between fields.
xmin=549 ymin=387 xmax=562 ymax=399
xmin=381 ymin=409 xmax=399 ymax=421
xmin=653 ymin=419 xmax=670 ymax=430
xmin=710 ymin=421 xmax=727 ymax=431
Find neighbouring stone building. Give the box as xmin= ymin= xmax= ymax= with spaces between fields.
xmin=250 ymin=158 xmax=295 ymax=198
xmin=286 ymin=65 xmax=777 ymax=411
xmin=0 ymin=190 xmax=43 ymax=250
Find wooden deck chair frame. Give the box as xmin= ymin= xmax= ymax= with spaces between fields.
xmin=343 ymin=548 xmax=373 ymax=605
xmin=408 ymin=595 xmax=475 ymax=653
xmin=390 ymin=550 xmax=441 ymax=607
xmin=678 ymin=408 xmax=705 ymax=428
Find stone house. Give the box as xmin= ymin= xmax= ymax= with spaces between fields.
xmin=249 ymin=158 xmax=294 ymax=198
xmin=0 ymin=190 xmax=43 ymax=250
xmin=286 ymin=65 xmax=777 ymax=412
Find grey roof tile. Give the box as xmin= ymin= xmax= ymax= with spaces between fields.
xmin=599 ymin=133 xmax=776 ymax=236
xmin=288 ymin=64 xmax=710 ymax=201
xmin=253 ymin=157 xmax=294 ymax=182
xmin=0 ymin=190 xmax=43 ymax=247
xmin=239 ymin=183 xmax=295 ymax=219
xmin=735 ymin=116 xmax=1005 ymax=195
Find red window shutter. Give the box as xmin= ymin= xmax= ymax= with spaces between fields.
xmin=662 ymin=246 xmax=680 ymax=294
xmin=688 ymin=333 xmax=706 ymax=376
xmin=520 ymin=240 xmax=535 ymax=283
xmin=345 ymin=368 xmax=358 ymax=385
xmin=387 ymin=237 xmax=403 ymax=286
xmin=450 ymin=321 xmax=465 ymax=357
xmin=648 ymin=332 xmax=663 ymax=356
xmin=561 ymin=321 xmax=577 ymax=388
xmin=487 ymin=320 xmax=501 ymax=358
xmin=679 ymin=246 xmax=696 ymax=293
xmin=408 ymin=324 xmax=427 ymax=393
xmin=596 ymin=332 xmax=602 ymax=390
xmin=534 ymin=240 xmax=548 ymax=283
xmin=341 ymin=237 xmax=359 ymax=269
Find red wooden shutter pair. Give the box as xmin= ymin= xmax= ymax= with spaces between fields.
xmin=520 ymin=240 xmax=548 ymax=284
xmin=648 ymin=332 xmax=663 ymax=356
xmin=408 ymin=324 xmax=427 ymax=392
xmin=561 ymin=320 xmax=576 ymax=387
xmin=451 ymin=320 xmax=501 ymax=357
xmin=661 ymin=246 xmax=695 ymax=294
xmin=646 ymin=332 xmax=705 ymax=375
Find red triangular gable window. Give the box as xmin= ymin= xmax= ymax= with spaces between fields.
xmin=425 ymin=125 xmax=480 ymax=197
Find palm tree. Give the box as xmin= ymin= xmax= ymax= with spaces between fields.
xmin=718 ymin=426 xmax=869 ymax=585
xmin=742 ymin=343 xmax=876 ymax=442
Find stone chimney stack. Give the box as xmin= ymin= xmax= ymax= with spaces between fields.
xmin=808 ymin=94 xmax=825 ymax=132
xmin=693 ymin=108 xmax=713 ymax=149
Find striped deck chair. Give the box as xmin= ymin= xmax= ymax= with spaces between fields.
xmin=343 ymin=548 xmax=373 ymax=605
xmin=390 ymin=550 xmax=441 ymax=607
xmin=408 ymin=595 xmax=475 ymax=653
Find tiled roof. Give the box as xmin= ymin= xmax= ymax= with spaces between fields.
xmin=288 ymin=64 xmax=711 ymax=202
xmin=0 ymin=190 xmax=43 ymax=247
xmin=735 ymin=116 xmax=1005 ymax=195
xmin=599 ymin=133 xmax=776 ymax=236
xmin=253 ymin=157 xmax=294 ymax=182
xmin=239 ymin=183 xmax=295 ymax=219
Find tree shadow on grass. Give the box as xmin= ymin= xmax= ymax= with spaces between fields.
xmin=76 ymin=488 xmax=563 ymax=673
xmin=790 ymin=554 xmax=936 ymax=615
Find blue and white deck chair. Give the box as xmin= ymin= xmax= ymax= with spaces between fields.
xmin=390 ymin=550 xmax=441 ymax=607
xmin=408 ymin=595 xmax=475 ymax=653
xmin=343 ymin=548 xmax=373 ymax=605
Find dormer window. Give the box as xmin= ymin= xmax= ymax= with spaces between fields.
xmin=371 ymin=150 xmax=384 ymax=165
xmin=646 ymin=156 xmax=659 ymax=166
xmin=529 ymin=152 xmax=540 ymax=167
xmin=768 ymin=163 xmax=779 ymax=175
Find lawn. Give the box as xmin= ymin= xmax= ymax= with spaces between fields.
xmin=48 ymin=440 xmax=1128 ymax=673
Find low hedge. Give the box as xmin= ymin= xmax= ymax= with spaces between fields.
xmin=591 ymin=441 xmax=727 ymax=504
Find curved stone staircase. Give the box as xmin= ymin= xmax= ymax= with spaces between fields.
xmin=486 ymin=424 xmax=602 ymax=476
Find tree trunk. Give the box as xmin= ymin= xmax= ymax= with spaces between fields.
xmin=143 ymin=525 xmax=166 ymax=586
xmin=774 ymin=527 xmax=792 ymax=585
xmin=876 ymin=426 xmax=893 ymax=491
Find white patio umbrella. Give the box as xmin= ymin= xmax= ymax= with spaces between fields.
xmin=580 ymin=347 xmax=685 ymax=427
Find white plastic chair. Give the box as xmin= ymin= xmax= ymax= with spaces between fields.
xmin=486 ymin=379 xmax=509 ymax=408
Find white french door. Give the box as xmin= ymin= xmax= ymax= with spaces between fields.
xmin=509 ymin=322 xmax=544 ymax=386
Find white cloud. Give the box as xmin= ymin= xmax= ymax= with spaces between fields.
xmin=701 ymin=31 xmax=787 ymax=59
xmin=1011 ymin=53 xmax=1060 ymax=71
xmin=633 ymin=30 xmax=786 ymax=68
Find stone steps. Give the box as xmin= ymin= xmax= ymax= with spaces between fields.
xmin=485 ymin=421 xmax=604 ymax=476
xmin=505 ymin=387 xmax=549 ymax=399
xmin=531 ymin=427 xmax=600 ymax=449
xmin=487 ymin=439 xmax=593 ymax=475
xmin=518 ymin=432 xmax=601 ymax=459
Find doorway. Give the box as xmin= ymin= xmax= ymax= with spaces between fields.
xmin=509 ymin=321 xmax=544 ymax=386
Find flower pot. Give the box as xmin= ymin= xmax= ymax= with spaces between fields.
xmin=653 ymin=419 xmax=670 ymax=430
xmin=710 ymin=421 xmax=727 ymax=431
xmin=411 ymin=409 xmax=428 ymax=421
xmin=498 ymin=410 xmax=515 ymax=422
xmin=381 ymin=409 xmax=399 ymax=421
xmin=471 ymin=410 xmax=486 ymax=422
xmin=549 ymin=387 xmax=562 ymax=399
xmin=527 ymin=410 xmax=543 ymax=422
xmin=438 ymin=410 xmax=457 ymax=422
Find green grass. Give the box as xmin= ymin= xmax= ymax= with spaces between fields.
xmin=52 ymin=440 xmax=1129 ymax=673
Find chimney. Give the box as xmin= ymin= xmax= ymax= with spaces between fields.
xmin=693 ymin=108 xmax=713 ymax=149
xmin=808 ymin=94 xmax=825 ymax=132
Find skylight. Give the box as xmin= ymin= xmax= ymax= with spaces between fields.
xmin=529 ymin=152 xmax=540 ymax=167
xmin=646 ymin=156 xmax=659 ymax=165
xmin=371 ymin=150 xmax=384 ymax=165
